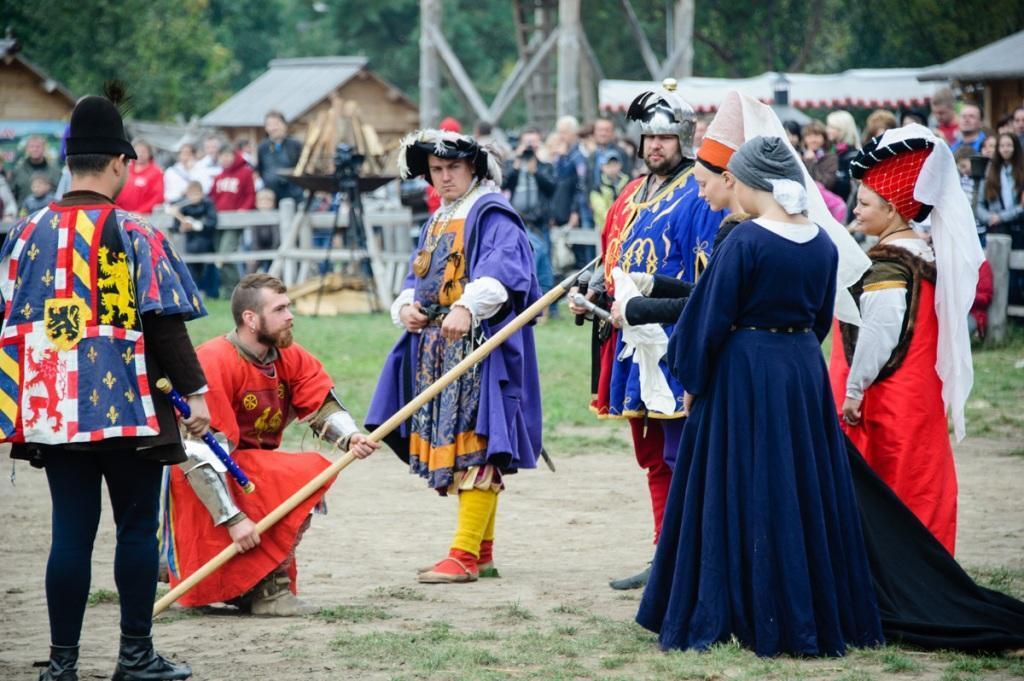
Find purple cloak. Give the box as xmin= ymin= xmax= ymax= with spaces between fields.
xmin=365 ymin=191 xmax=544 ymax=475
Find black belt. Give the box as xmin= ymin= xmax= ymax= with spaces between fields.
xmin=732 ymin=325 xmax=811 ymax=334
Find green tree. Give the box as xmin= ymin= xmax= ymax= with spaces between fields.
xmin=846 ymin=0 xmax=1024 ymax=69
xmin=206 ymin=0 xmax=288 ymax=91
xmin=4 ymin=0 xmax=1023 ymax=124
xmin=2 ymin=0 xmax=235 ymax=120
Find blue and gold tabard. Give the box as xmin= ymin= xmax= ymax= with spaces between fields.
xmin=598 ymin=168 xmax=725 ymax=418
xmin=0 ymin=203 xmax=205 ymax=444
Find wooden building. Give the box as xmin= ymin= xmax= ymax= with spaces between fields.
xmin=0 ymin=35 xmax=75 ymax=121
xmin=0 ymin=34 xmax=75 ymax=171
xmin=201 ymin=57 xmax=419 ymax=149
xmin=918 ymin=30 xmax=1024 ymax=127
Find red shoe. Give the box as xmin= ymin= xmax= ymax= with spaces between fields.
xmin=418 ymin=549 xmax=479 ymax=584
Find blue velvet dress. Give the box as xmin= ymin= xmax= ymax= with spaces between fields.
xmin=636 ymin=219 xmax=884 ymax=657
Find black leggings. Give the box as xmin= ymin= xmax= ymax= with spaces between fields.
xmin=42 ymin=450 xmax=163 ymax=646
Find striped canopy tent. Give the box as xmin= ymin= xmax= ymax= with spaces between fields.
xmin=600 ymin=69 xmax=947 ymax=114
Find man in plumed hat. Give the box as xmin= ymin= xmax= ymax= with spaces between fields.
xmin=366 ymin=129 xmax=543 ymax=584
xmin=0 ymin=85 xmax=206 ymax=680
xmin=569 ymin=79 xmax=725 ymax=590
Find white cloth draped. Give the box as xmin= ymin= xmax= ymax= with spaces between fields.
xmin=872 ymin=124 xmax=984 ymax=441
xmin=612 ymin=268 xmax=676 ymax=414
xmin=734 ymin=92 xmax=871 ymax=325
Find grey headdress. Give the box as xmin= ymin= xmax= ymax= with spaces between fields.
xmin=728 ymin=135 xmax=808 ymax=214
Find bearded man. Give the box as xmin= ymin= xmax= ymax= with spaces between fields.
xmin=569 ymin=79 xmax=725 ymax=590
xmin=162 ymin=273 xmax=378 ymax=615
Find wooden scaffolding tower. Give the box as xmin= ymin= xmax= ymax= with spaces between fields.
xmin=418 ymin=0 xmax=696 ymax=130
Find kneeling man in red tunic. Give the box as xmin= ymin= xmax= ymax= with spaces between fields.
xmin=162 ymin=273 xmax=378 ymax=615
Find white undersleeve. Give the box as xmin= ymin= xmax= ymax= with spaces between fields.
xmin=452 ymin=276 xmax=508 ymax=321
xmin=846 ymin=287 xmax=907 ymax=400
xmin=389 ymin=277 xmax=509 ymax=329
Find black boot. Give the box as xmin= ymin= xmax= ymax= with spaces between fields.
xmin=111 ymin=635 xmax=191 ymax=681
xmin=609 ymin=563 xmax=651 ymax=590
xmin=36 ymin=644 xmax=78 ymax=681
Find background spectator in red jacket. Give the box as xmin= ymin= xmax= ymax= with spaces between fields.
xmin=970 ymin=260 xmax=994 ymax=341
xmin=210 ymin=145 xmax=256 ymax=211
xmin=210 ymin=143 xmax=256 ymax=296
xmin=116 ymin=138 xmax=164 ymax=214
xmin=931 ymin=88 xmax=960 ymax=145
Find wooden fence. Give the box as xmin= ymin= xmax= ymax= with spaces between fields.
xmin=985 ymin=234 xmax=1015 ymax=345
xmin=150 ymin=198 xmax=420 ymax=309
xmin=7 ymin=208 xmax=1012 ymax=339
xmin=0 ymin=202 xmax=606 ymax=311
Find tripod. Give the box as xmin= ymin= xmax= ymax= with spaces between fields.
xmin=312 ymin=144 xmax=380 ymax=317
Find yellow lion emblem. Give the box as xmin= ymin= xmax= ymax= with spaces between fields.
xmin=96 ymin=246 xmax=136 ymax=328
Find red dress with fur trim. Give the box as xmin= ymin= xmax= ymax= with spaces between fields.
xmin=163 ymin=336 xmax=336 ymax=606
xmin=829 ymin=279 xmax=958 ymax=555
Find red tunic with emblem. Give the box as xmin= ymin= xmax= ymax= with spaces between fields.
xmin=163 ymin=336 xmax=336 ymax=606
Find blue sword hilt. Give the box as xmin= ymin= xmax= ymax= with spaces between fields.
xmin=155 ymin=378 xmax=255 ymax=494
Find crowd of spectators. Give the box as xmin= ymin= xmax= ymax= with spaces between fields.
xmin=416 ymin=87 xmax=1023 ymax=329
xmin=3 ymin=89 xmax=1022 ymax=317
xmin=0 ymin=110 xmax=306 ymax=299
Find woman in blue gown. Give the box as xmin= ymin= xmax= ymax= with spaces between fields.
xmin=636 ymin=136 xmax=884 ymax=657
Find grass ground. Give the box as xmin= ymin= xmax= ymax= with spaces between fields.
xmin=187 ymin=300 xmax=628 ymax=454
xmin=174 ymin=302 xmax=1024 ymax=680
xmin=189 ymin=300 xmax=1024 ymax=451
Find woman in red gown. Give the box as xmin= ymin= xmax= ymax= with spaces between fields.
xmin=830 ymin=125 xmax=985 ymax=555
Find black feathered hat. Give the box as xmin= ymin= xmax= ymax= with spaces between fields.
xmin=65 ymin=81 xmax=137 ymax=159
xmin=397 ymin=129 xmax=501 ymax=185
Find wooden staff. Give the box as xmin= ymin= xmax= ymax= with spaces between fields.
xmin=153 ymin=257 xmax=599 ymax=615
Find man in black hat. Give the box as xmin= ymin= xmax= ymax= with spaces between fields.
xmin=366 ymin=129 xmax=544 ymax=585
xmin=0 ymin=87 xmax=211 ymax=681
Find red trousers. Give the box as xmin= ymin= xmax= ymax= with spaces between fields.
xmin=629 ymin=417 xmax=682 ymax=544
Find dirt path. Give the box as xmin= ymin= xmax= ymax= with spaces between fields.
xmin=1 ymin=438 xmax=1021 ymax=680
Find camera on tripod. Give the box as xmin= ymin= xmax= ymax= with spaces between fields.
xmin=333 ymin=143 xmax=365 ymax=185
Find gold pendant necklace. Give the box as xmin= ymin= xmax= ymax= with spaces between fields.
xmin=412 ymin=182 xmax=477 ymax=278
xmin=412 ymin=249 xmax=432 ymax=278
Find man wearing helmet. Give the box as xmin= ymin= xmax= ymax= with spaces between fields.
xmin=570 ymin=80 xmax=725 ymax=590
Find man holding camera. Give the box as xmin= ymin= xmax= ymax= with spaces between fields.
xmin=503 ymin=128 xmax=557 ymax=304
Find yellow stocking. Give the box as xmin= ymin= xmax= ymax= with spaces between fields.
xmin=450 ymin=488 xmax=498 ymax=558
xmin=483 ymin=494 xmax=497 ymax=543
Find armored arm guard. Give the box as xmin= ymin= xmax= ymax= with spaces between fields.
xmin=308 ymin=389 xmax=361 ymax=451
xmin=178 ymin=439 xmax=245 ymax=527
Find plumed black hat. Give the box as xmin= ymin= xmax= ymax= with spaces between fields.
xmin=65 ymin=81 xmax=137 ymax=159
xmin=397 ymin=129 xmax=502 ymax=185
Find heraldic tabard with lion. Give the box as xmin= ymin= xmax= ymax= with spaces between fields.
xmin=0 ymin=203 xmax=205 ymax=445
